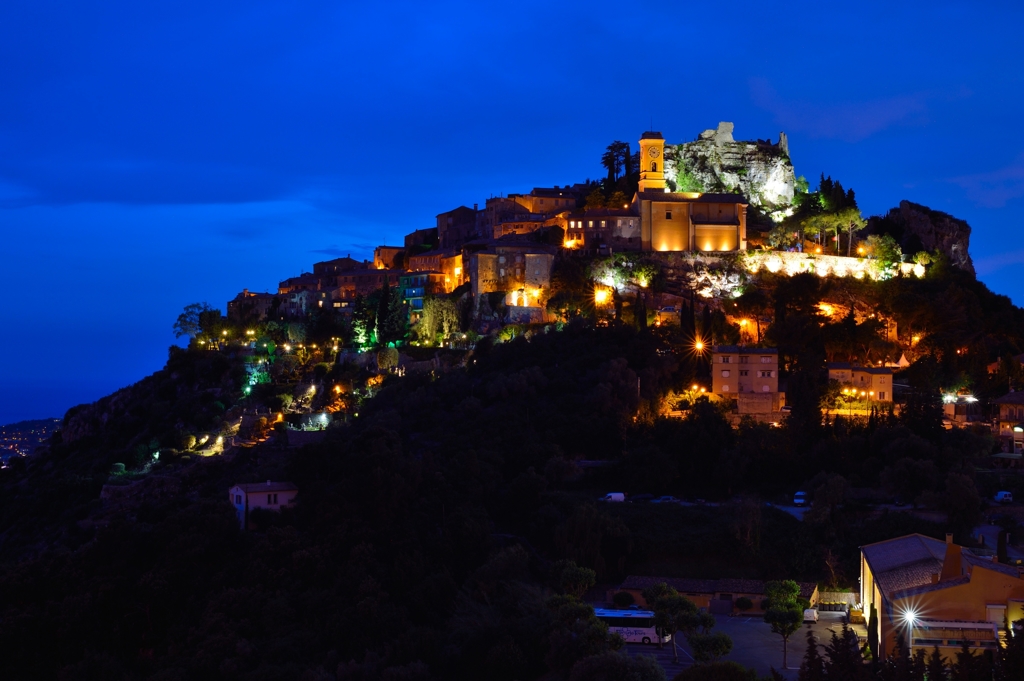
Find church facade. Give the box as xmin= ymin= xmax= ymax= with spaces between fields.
xmin=633 ymin=131 xmax=748 ymax=253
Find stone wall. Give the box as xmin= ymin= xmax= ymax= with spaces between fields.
xmin=740 ymin=251 xmax=924 ymax=281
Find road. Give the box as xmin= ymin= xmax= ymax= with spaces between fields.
xmin=624 ymin=611 xmax=854 ymax=679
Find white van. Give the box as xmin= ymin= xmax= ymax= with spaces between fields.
xmin=995 ymin=491 xmax=1014 ymax=504
xmin=803 ymin=608 xmax=819 ymax=623
xmin=599 ymin=493 xmax=626 ymax=502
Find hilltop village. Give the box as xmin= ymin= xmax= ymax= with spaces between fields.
xmin=6 ymin=124 xmax=1024 ymax=680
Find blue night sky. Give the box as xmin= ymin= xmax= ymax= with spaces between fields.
xmin=2 ymin=1 xmax=1023 ymax=423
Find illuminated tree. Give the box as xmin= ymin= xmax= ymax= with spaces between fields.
xmin=763 ymin=580 xmax=803 ymax=670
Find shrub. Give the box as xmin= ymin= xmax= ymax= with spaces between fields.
xmin=377 ymin=347 xmax=399 ymax=372
xmin=613 ymin=591 xmax=635 ymax=608
xmin=734 ymin=596 xmax=753 ymax=613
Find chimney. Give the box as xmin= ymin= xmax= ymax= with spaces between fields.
xmin=931 ymin=573 xmax=939 ymax=583
xmin=940 ymin=537 xmax=963 ymax=581
xmin=946 ymin=533 xmax=953 ymax=544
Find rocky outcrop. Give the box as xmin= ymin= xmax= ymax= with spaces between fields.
xmin=664 ymin=122 xmax=796 ymax=213
xmin=869 ymin=201 xmax=974 ymax=274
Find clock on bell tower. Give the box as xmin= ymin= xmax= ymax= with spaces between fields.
xmin=638 ymin=131 xmax=666 ymax=192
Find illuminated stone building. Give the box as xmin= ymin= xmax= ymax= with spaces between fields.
xmin=826 ymin=363 xmax=894 ymax=402
xmin=711 ymin=346 xmax=784 ymax=416
xmin=373 ymin=245 xmax=404 ymax=270
xmin=407 ymin=249 xmax=465 ymax=293
xmin=564 ymin=209 xmax=640 ymax=251
xmin=630 ymin=132 xmax=748 ymax=253
xmin=861 ymin=533 xmax=1024 ymax=661
xmin=468 ymin=242 xmax=555 ymax=321
xmin=228 ymin=289 xmax=280 ymax=322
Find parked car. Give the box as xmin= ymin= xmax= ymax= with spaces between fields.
xmin=995 ymin=491 xmax=1014 ymax=504
xmin=651 ymin=496 xmax=682 ymax=504
xmin=793 ymin=491 xmax=808 ymax=507
xmin=803 ymin=608 xmax=819 ymax=623
xmin=631 ymin=493 xmax=654 ymax=503
xmin=599 ymin=493 xmax=626 ymax=503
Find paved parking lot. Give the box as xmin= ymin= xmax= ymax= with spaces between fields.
xmin=624 ymin=611 xmax=854 ymax=679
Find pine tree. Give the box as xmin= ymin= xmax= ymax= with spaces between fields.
xmin=912 ymin=648 xmax=927 ymax=681
xmin=926 ymin=646 xmax=949 ymax=681
xmin=824 ymin=624 xmax=868 ymax=681
xmin=799 ymin=629 xmax=826 ymax=681
xmin=950 ymin=640 xmax=975 ymax=681
xmin=996 ymin=620 xmax=1024 ymax=681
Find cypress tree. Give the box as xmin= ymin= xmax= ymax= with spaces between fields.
xmin=868 ymin=605 xmax=880 ymax=661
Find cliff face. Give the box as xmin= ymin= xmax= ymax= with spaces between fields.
xmin=664 ymin=122 xmax=796 ymax=213
xmin=869 ymin=200 xmax=975 ymax=274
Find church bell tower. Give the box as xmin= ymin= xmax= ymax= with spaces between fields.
xmin=638 ymin=131 xmax=666 ymax=193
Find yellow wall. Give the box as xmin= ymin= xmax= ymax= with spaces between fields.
xmin=650 ymin=202 xmax=689 ymax=251
xmin=876 ymin=562 xmax=1024 ymax=658
xmin=695 ymin=225 xmax=737 ymax=252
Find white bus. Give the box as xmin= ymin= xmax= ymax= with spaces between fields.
xmin=593 ymin=608 xmax=671 ymax=645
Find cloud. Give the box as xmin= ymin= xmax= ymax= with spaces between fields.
xmin=948 ymin=155 xmax=1024 ymax=208
xmin=749 ymin=78 xmax=929 ymax=142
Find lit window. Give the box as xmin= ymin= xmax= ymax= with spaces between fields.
xmin=722 ymin=384 xmax=730 ymax=392
xmin=722 ymin=370 xmax=731 ymax=378
xmin=760 ymin=356 xmax=772 ymax=364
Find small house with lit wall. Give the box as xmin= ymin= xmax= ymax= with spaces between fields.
xmin=860 ymin=533 xmax=1024 ymax=661
xmin=229 ymin=481 xmax=298 ymax=530
xmin=827 ymin=363 xmax=893 ymax=402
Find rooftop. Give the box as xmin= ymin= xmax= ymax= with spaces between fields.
xmin=620 ymin=575 xmax=817 ymax=601
xmin=712 ymin=346 xmax=778 ymax=354
xmin=995 ymin=392 xmax=1024 ymax=405
xmin=233 ymin=481 xmax=298 ymax=494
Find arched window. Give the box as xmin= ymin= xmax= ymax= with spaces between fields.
xmin=651 ymin=161 xmax=657 ymax=172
